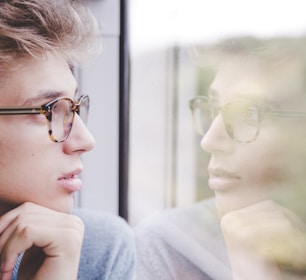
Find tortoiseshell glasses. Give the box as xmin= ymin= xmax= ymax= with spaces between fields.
xmin=0 ymin=95 xmax=89 ymax=142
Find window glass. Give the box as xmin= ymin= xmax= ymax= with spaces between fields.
xmin=129 ymin=0 xmax=306 ymax=224
xmin=130 ymin=2 xmax=306 ymax=278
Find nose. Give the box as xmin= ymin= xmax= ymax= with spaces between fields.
xmin=63 ymin=114 xmax=96 ymax=154
xmin=201 ymin=113 xmax=234 ymax=154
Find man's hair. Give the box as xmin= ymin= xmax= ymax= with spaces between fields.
xmin=190 ymin=35 xmax=306 ymax=98
xmin=0 ymin=0 xmax=100 ymax=71
xmin=193 ymin=35 xmax=306 ymax=70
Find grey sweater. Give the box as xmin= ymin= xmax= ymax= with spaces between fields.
xmin=135 ymin=198 xmax=233 ymax=280
xmin=12 ymin=208 xmax=136 ymax=280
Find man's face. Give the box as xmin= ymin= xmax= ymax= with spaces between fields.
xmin=0 ymin=53 xmax=95 ymax=214
xmin=201 ymin=58 xmax=306 ymax=216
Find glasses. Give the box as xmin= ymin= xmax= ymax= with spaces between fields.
xmin=0 ymin=95 xmax=89 ymax=143
xmin=189 ymin=96 xmax=306 ymax=143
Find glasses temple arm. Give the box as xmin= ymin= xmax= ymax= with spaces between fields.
xmin=0 ymin=106 xmax=43 ymax=115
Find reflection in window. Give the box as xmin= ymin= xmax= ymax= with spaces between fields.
xmin=129 ymin=0 xmax=306 ymax=225
xmin=129 ymin=4 xmax=306 ymax=279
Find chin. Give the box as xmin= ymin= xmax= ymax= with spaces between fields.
xmin=214 ymin=192 xmax=265 ymax=216
xmin=60 ymin=202 xmax=74 ymax=214
xmin=48 ymin=197 xmax=75 ymax=214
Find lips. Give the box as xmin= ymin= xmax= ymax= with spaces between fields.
xmin=59 ymin=171 xmax=79 ymax=180
xmin=208 ymin=167 xmax=241 ymax=191
xmin=208 ymin=167 xmax=240 ymax=178
xmin=58 ymin=168 xmax=83 ymax=192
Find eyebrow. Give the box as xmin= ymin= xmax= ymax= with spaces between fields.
xmin=207 ymin=87 xmax=280 ymax=108
xmin=22 ymin=88 xmax=78 ymax=106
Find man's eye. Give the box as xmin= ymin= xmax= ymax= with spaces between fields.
xmin=225 ymin=103 xmax=259 ymax=126
xmin=27 ymin=113 xmax=47 ymax=123
xmin=245 ymin=107 xmax=259 ymax=121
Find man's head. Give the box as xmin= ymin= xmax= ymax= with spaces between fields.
xmin=0 ymin=0 xmax=98 ymax=214
xmin=192 ymin=36 xmax=306 ymax=217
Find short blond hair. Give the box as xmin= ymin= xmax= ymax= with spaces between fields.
xmin=0 ymin=0 xmax=100 ymax=71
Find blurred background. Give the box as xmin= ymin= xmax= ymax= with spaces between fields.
xmin=78 ymin=0 xmax=306 ymax=226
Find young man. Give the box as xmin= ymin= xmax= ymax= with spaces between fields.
xmin=135 ymin=36 xmax=306 ymax=279
xmin=0 ymin=1 xmax=135 ymax=279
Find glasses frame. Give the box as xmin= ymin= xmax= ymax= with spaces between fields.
xmin=0 ymin=95 xmax=89 ymax=143
xmin=189 ymin=96 xmax=306 ymax=143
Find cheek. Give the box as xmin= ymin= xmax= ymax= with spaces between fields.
xmin=244 ymin=126 xmax=306 ymax=190
xmin=242 ymin=135 xmax=293 ymax=187
xmin=0 ymin=133 xmax=51 ymax=189
xmin=244 ymin=151 xmax=288 ymax=186
xmin=0 ymin=152 xmax=57 ymax=209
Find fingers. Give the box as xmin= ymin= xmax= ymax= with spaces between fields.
xmin=220 ymin=200 xmax=306 ymax=275
xmin=0 ymin=202 xmax=53 ymax=234
xmin=0 ymin=202 xmax=84 ymax=280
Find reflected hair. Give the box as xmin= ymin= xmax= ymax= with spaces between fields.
xmin=192 ymin=35 xmax=306 ymax=71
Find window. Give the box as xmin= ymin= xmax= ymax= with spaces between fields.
xmin=128 ymin=0 xmax=306 ymax=225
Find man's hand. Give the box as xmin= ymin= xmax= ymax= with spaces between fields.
xmin=0 ymin=202 xmax=84 ymax=280
xmin=220 ymin=200 xmax=306 ymax=280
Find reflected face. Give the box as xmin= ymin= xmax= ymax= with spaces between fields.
xmin=0 ymin=53 xmax=95 ymax=214
xmin=201 ymin=58 xmax=306 ymax=216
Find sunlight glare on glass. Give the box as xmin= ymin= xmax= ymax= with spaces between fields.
xmin=130 ymin=0 xmax=306 ymax=54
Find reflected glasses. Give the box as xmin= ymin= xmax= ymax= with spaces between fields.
xmin=189 ymin=96 xmax=306 ymax=143
xmin=0 ymin=95 xmax=89 ymax=143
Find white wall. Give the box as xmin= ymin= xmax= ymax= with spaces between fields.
xmin=75 ymin=0 xmax=121 ymax=215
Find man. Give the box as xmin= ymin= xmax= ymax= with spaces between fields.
xmin=135 ymin=36 xmax=306 ymax=279
xmin=0 ymin=1 xmax=135 ymax=279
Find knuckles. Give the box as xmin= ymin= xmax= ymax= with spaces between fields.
xmin=8 ymin=203 xmax=85 ymax=245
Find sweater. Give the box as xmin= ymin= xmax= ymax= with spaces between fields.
xmin=12 ymin=208 xmax=136 ymax=280
xmin=135 ymin=198 xmax=232 ymax=280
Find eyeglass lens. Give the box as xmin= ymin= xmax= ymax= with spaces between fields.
xmin=191 ymin=97 xmax=260 ymax=143
xmin=49 ymin=96 xmax=89 ymax=142
xmin=50 ymin=99 xmax=74 ymax=142
xmin=77 ymin=95 xmax=89 ymax=124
